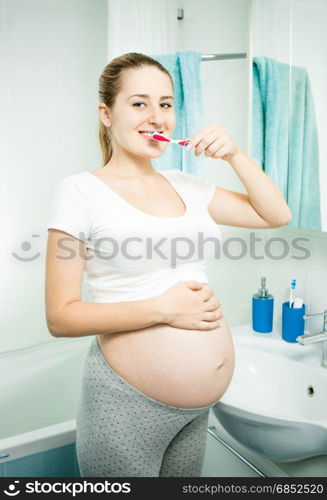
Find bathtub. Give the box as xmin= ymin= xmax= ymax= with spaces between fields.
xmin=0 ymin=336 xmax=92 ymax=477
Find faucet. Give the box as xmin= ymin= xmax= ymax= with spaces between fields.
xmin=296 ymin=309 xmax=327 ymax=368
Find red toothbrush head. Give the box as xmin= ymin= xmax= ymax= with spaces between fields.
xmin=150 ymin=131 xmax=190 ymax=147
xmin=150 ymin=131 xmax=170 ymax=142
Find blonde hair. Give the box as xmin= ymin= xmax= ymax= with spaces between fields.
xmin=98 ymin=52 xmax=174 ymax=166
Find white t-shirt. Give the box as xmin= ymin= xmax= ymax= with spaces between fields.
xmin=46 ymin=169 xmax=222 ymax=303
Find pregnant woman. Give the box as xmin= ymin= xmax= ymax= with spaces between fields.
xmin=45 ymin=52 xmax=291 ymax=477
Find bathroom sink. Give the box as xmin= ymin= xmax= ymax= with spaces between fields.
xmin=213 ymin=325 xmax=327 ymax=462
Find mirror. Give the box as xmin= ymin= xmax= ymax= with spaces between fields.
xmin=251 ymin=0 xmax=326 ymax=232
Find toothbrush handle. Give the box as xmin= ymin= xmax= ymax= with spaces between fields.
xmin=171 ymin=138 xmax=190 ymax=147
xmin=178 ymin=140 xmax=190 ymax=147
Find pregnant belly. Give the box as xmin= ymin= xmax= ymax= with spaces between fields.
xmin=97 ymin=315 xmax=235 ymax=409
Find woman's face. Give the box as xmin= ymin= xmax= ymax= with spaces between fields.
xmin=99 ymin=66 xmax=176 ymax=160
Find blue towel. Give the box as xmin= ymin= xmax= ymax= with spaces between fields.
xmin=252 ymin=56 xmax=321 ymax=231
xmin=150 ymin=51 xmax=205 ymax=175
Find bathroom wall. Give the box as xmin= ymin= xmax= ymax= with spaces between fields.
xmin=246 ymin=0 xmax=327 ymax=338
xmin=252 ymin=0 xmax=327 ymax=231
xmin=0 ymin=0 xmax=107 ymax=352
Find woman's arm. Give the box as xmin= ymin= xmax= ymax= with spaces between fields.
xmin=46 ymin=229 xmax=165 ymax=338
xmin=226 ymin=147 xmax=292 ymax=225
xmin=50 ymin=297 xmax=164 ymax=338
xmin=187 ymin=123 xmax=292 ymax=226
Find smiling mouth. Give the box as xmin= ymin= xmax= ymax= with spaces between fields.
xmin=138 ymin=131 xmax=164 ymax=141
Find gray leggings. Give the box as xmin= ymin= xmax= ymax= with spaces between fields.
xmin=76 ymin=336 xmax=218 ymax=477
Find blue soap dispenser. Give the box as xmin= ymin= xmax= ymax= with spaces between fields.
xmin=252 ymin=276 xmax=274 ymax=333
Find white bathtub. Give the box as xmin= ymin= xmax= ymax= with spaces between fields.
xmin=0 ymin=336 xmax=91 ymax=469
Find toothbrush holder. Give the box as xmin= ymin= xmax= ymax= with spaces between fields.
xmin=282 ymin=301 xmax=305 ymax=343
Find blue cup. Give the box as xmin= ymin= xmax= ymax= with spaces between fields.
xmin=282 ymin=301 xmax=305 ymax=343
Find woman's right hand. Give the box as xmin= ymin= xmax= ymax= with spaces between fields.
xmin=155 ymin=280 xmax=223 ymax=330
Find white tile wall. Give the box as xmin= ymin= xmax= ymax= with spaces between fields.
xmin=249 ymin=0 xmax=327 ymax=330
xmin=0 ymin=0 xmax=107 ymax=351
xmin=252 ymin=0 xmax=327 ymax=229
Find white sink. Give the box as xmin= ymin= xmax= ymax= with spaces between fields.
xmin=213 ymin=325 xmax=327 ymax=462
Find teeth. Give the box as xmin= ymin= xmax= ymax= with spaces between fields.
xmin=139 ymin=131 xmax=164 ymax=136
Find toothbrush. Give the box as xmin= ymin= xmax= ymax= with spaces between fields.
xmin=292 ymin=297 xmax=303 ymax=309
xmin=149 ymin=131 xmax=191 ymax=147
xmin=289 ymin=279 xmax=296 ymax=308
